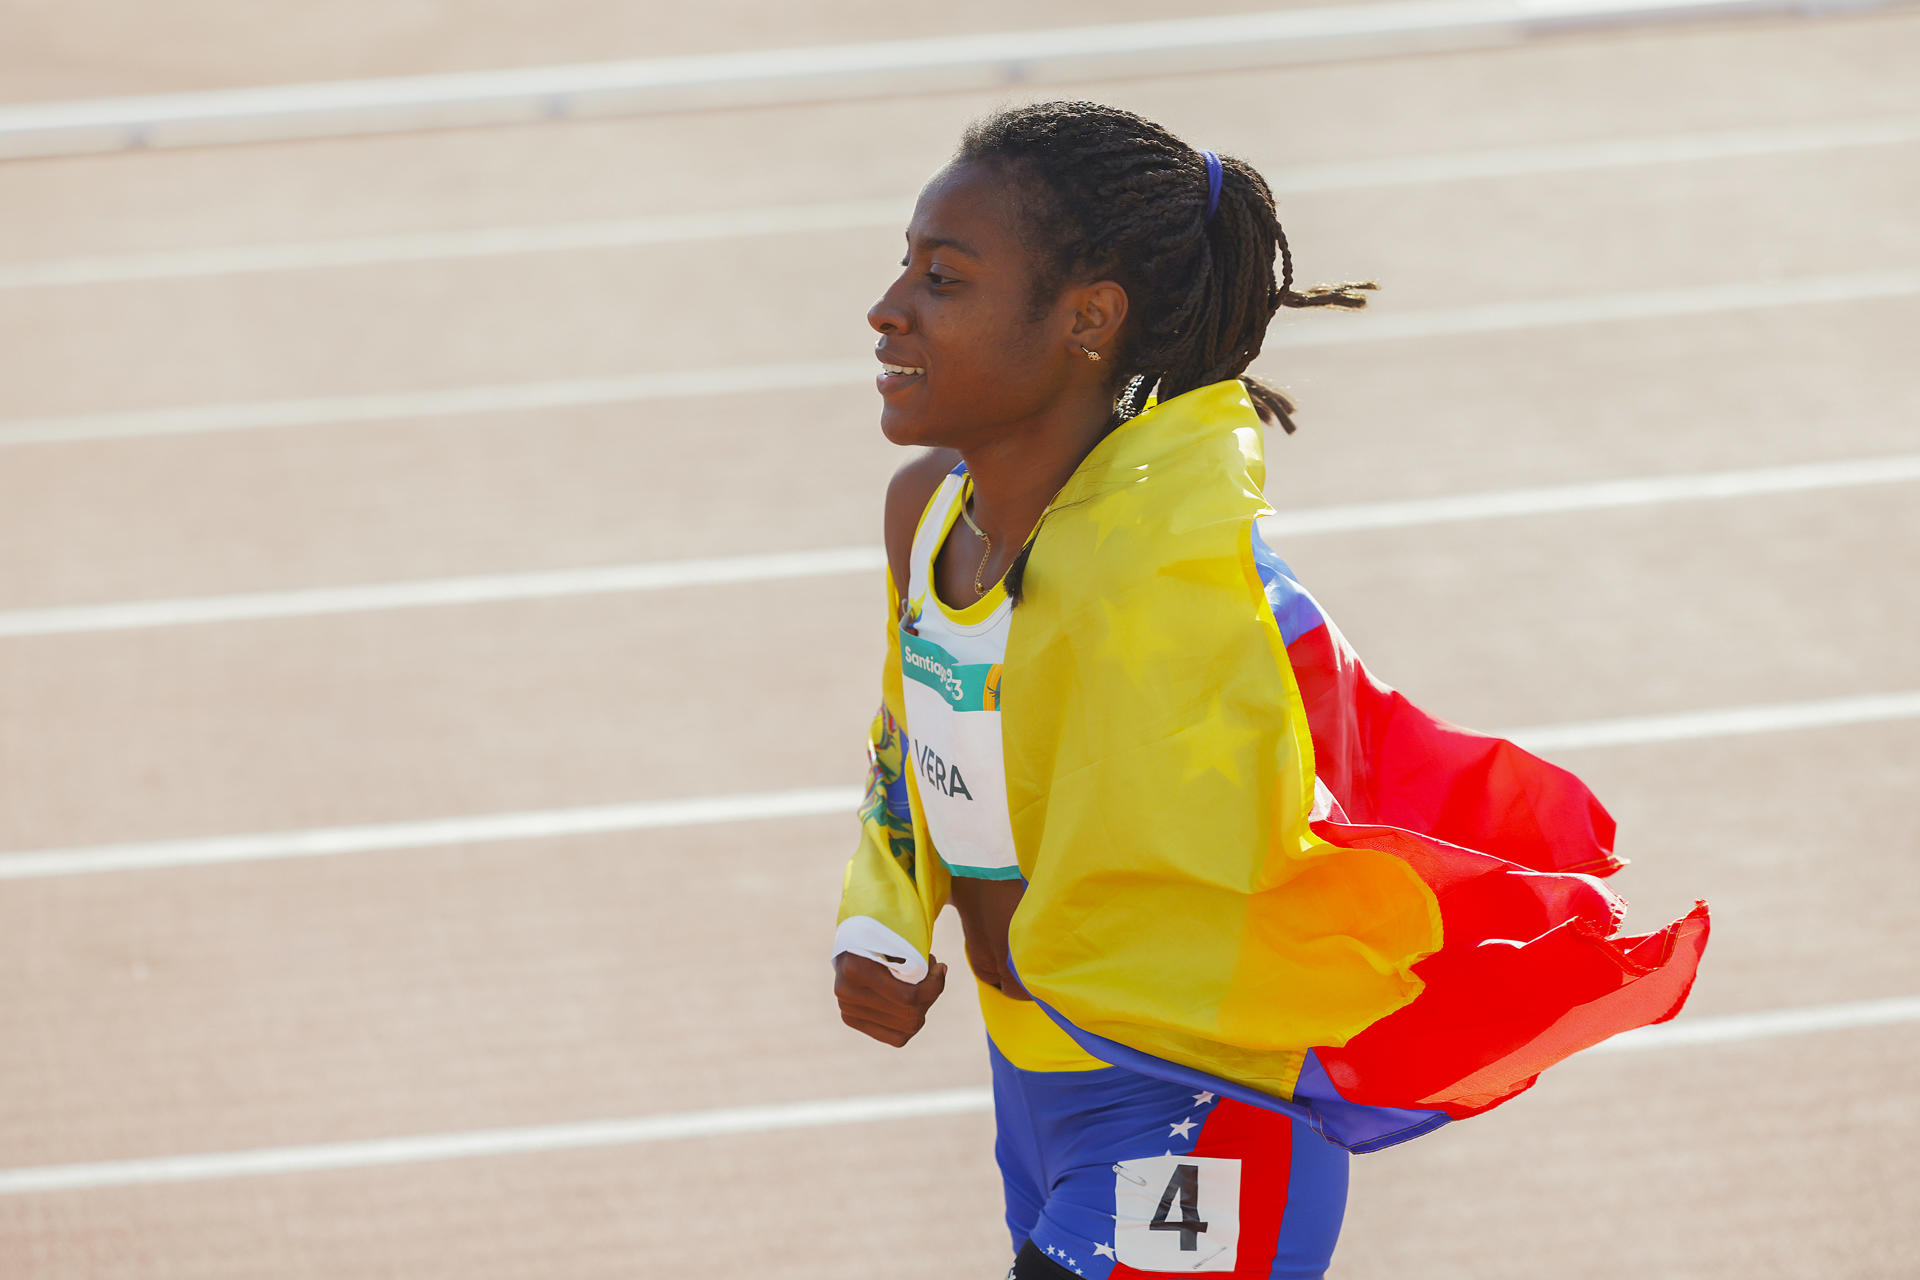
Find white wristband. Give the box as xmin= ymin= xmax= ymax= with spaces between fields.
xmin=832 ymin=916 xmax=929 ymax=984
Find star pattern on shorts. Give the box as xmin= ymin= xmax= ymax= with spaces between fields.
xmin=1094 ymin=1242 xmax=1117 ymax=1260
xmin=1041 ymin=1244 xmax=1084 ymax=1275
xmin=1193 ymin=1091 xmax=1216 ymax=1106
xmin=1169 ymin=1116 xmax=1197 ymax=1139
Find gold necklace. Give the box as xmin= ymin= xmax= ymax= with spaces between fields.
xmin=958 ymin=487 xmax=993 ymax=596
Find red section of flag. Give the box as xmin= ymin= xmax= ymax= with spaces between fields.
xmin=1288 ymin=623 xmax=1620 ymax=875
xmin=1284 ymin=620 xmax=1711 ymax=1119
xmin=1312 ymin=820 xmax=1710 ymax=1114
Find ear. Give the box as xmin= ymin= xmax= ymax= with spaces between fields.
xmin=1064 ymin=279 xmax=1129 ymax=361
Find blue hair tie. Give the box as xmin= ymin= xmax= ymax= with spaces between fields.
xmin=1201 ymin=149 xmax=1223 ymax=222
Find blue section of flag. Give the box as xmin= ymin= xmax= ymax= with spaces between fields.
xmin=1249 ymin=521 xmax=1326 ymax=647
xmin=1010 ymin=958 xmax=1450 ymax=1154
xmin=1292 ymin=1052 xmax=1451 ymax=1155
xmin=1010 ymin=960 xmax=1319 ymax=1123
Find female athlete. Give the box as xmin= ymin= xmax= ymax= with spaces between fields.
xmin=830 ymin=101 xmax=1708 ymax=1280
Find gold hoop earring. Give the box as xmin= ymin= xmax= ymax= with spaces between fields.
xmin=1080 ymin=345 xmax=1102 ymax=362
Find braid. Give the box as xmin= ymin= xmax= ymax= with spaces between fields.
xmin=954 ymin=101 xmax=1374 ymax=601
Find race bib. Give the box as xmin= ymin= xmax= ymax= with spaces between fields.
xmin=1113 ymin=1154 xmax=1241 ymax=1272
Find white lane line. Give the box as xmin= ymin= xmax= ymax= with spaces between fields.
xmin=0 ymin=995 xmax=1910 ymax=1195
xmin=1596 ymin=995 xmax=1920 ymax=1052
xmin=3 ymin=692 xmax=1914 ymax=880
xmin=1326 ymin=270 xmax=1920 ymax=345
xmin=0 ymin=199 xmax=912 ymax=290
xmin=3 ymin=454 xmax=1913 ymax=639
xmin=7 ymin=116 xmax=1917 ymax=289
xmin=0 ymin=358 xmax=876 ymax=447
xmin=0 ymin=548 xmax=889 ymax=638
xmin=1 ymin=0 xmax=1888 ymax=161
xmin=1261 ymin=453 xmax=1920 ymax=537
xmin=0 ymin=1087 xmax=995 ymax=1196
xmin=5 ymin=270 xmax=1917 ymax=448
xmin=1266 ymin=113 xmax=1920 ymax=192
xmin=1507 ymin=691 xmax=1920 ymax=753
xmin=0 ymin=787 xmax=864 ymax=880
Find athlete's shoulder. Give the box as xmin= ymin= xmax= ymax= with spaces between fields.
xmin=883 ymin=448 xmax=962 ymax=587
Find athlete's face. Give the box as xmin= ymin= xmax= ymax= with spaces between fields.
xmin=867 ymin=160 xmax=1083 ymax=450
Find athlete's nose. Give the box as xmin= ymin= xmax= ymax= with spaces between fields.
xmin=868 ymin=278 xmax=910 ymax=335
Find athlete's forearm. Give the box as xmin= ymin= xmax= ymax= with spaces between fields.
xmin=948 ymin=876 xmax=1030 ymax=1000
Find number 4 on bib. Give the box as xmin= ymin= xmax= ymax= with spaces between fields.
xmin=1113 ymin=1155 xmax=1242 ymax=1272
xmin=1150 ymin=1163 xmax=1207 ymax=1251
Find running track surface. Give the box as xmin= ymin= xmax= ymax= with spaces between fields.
xmin=0 ymin=5 xmax=1916 ymax=1277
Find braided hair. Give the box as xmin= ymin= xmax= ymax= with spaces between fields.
xmin=955 ymin=100 xmax=1375 ymax=600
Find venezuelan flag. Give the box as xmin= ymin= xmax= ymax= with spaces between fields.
xmin=841 ymin=380 xmax=1709 ymax=1152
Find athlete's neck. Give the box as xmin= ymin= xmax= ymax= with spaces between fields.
xmin=958 ymin=398 xmax=1115 ymax=552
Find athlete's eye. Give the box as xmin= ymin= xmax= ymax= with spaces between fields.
xmin=926 ymin=272 xmax=955 ymax=287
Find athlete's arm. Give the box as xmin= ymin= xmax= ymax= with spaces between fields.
xmin=832 ymin=449 xmax=963 ymax=1048
xmin=883 ymin=447 xmax=961 ymax=597
xmin=950 ymin=878 xmax=1030 ymax=999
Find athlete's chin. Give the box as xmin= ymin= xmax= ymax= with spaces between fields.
xmin=878 ymin=411 xmax=919 ymax=447
xmin=878 ymin=404 xmax=953 ymax=450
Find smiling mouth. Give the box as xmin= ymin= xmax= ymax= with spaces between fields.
xmin=879 ymin=363 xmax=925 ymax=376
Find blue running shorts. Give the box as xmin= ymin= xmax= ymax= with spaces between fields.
xmin=990 ymin=1041 xmax=1349 ymax=1279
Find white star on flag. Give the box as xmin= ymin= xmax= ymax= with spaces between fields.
xmin=1169 ymin=1117 xmax=1197 ymax=1139
xmin=1193 ymin=1091 xmax=1216 ymax=1105
xmin=1094 ymin=1243 xmax=1117 ymax=1260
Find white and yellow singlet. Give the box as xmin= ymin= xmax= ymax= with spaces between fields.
xmin=900 ymin=464 xmax=1103 ymax=1074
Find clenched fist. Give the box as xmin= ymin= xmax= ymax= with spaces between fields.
xmin=834 ymin=952 xmax=948 ymax=1047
